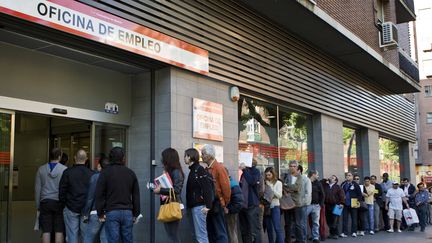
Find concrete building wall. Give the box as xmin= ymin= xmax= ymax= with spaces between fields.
xmin=313 ymin=114 xmax=345 ymax=180
xmin=128 ymin=72 xmax=152 ymax=243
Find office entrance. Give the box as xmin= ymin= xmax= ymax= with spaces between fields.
xmin=0 ymin=111 xmax=127 ymax=243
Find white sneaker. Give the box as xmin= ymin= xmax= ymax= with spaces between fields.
xmin=339 ymin=233 xmax=348 ymax=238
xmin=359 ymin=231 xmax=365 ymax=236
xmin=387 ymin=229 xmax=394 ymax=233
xmin=369 ymin=231 xmax=375 ymax=235
xmin=397 ymin=229 xmax=402 ymax=233
xmin=352 ymin=233 xmax=357 ymax=237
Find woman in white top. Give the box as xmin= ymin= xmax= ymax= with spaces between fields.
xmin=264 ymin=167 xmax=284 ymax=243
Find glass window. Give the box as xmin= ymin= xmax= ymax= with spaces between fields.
xmin=379 ymin=138 xmax=400 ymax=182
xmin=427 ymin=113 xmax=432 ymax=124
xmin=94 ymin=123 xmax=127 ymax=168
xmin=425 ymin=85 xmax=432 ymax=97
xmin=374 ymin=0 xmax=384 ymax=24
xmin=279 ymin=109 xmax=310 ymax=175
xmin=429 ymin=139 xmax=432 ymax=151
xmin=238 ymin=97 xmax=278 ymax=173
xmin=238 ymin=96 xmax=312 ymax=176
xmin=343 ymin=127 xmax=359 ymax=174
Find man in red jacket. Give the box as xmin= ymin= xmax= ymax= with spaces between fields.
xmin=323 ymin=175 xmax=345 ymax=239
xmin=201 ymin=144 xmax=231 ymax=243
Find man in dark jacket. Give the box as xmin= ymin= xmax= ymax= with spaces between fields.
xmin=306 ymin=170 xmax=324 ymax=243
xmin=370 ymin=175 xmax=383 ymax=232
xmin=95 ymin=147 xmax=140 ymax=243
xmin=59 ymin=149 xmax=93 ymax=243
xmin=225 ymin=168 xmax=244 ymax=243
xmin=324 ymin=175 xmax=345 ymax=239
xmin=239 ymin=159 xmax=262 ymax=243
xmin=340 ymin=172 xmax=362 ymax=238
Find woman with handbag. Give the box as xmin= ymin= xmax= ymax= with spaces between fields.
xmin=153 ymin=148 xmax=185 ymax=243
xmin=263 ymin=167 xmax=284 ymax=243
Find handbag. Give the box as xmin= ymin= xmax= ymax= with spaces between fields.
xmin=280 ymin=191 xmax=295 ymax=210
xmin=157 ymin=188 xmax=182 ymax=223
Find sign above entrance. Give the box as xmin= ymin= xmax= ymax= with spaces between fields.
xmin=0 ymin=0 xmax=209 ymax=74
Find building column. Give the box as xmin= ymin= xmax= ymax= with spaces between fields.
xmin=312 ymin=114 xmax=345 ymax=180
xmin=400 ymin=141 xmax=416 ymax=181
xmin=358 ymin=128 xmax=380 ymax=180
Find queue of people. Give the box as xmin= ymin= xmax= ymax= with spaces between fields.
xmin=35 ymin=145 xmax=432 ymax=243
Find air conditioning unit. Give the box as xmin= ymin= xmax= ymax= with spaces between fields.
xmin=380 ymin=22 xmax=398 ymax=47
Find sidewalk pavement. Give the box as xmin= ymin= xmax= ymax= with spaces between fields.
xmin=324 ymin=227 xmax=432 ymax=243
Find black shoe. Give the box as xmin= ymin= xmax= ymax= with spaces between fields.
xmin=331 ymin=235 xmax=338 ymax=239
xmin=313 ymin=240 xmax=320 ymax=243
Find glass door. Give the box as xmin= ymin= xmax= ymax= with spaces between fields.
xmin=92 ymin=123 xmax=127 ymax=168
xmin=0 ymin=111 xmax=14 ymax=243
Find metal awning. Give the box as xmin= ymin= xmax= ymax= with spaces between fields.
xmin=240 ymin=0 xmax=420 ymax=94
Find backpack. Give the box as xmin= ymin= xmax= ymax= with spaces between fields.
xmin=194 ymin=167 xmax=216 ymax=207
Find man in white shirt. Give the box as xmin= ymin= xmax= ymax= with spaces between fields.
xmin=385 ymin=181 xmax=409 ymax=233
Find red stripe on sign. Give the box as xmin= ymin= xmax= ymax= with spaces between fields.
xmin=0 ymin=5 xmax=209 ymax=75
xmin=46 ymin=0 xmax=208 ymax=57
xmin=0 ymin=152 xmax=10 ymax=165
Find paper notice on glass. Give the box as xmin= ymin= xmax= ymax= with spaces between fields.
xmin=239 ymin=152 xmax=254 ymax=167
xmin=154 ymin=172 xmax=173 ymax=188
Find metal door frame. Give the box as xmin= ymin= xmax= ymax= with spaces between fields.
xmin=0 ymin=109 xmax=15 ymax=243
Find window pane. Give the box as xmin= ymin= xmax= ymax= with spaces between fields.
xmin=425 ymin=85 xmax=432 ymax=97
xmin=427 ymin=113 xmax=432 ymax=123
xmin=379 ymin=138 xmax=400 ymax=182
xmin=343 ymin=127 xmax=358 ymax=174
xmin=428 ymin=139 xmax=432 ymax=151
xmin=279 ymin=109 xmax=311 ymax=175
xmin=238 ymin=97 xmax=278 ymax=173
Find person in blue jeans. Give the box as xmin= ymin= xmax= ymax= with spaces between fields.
xmin=184 ymin=148 xmax=214 ymax=243
xmin=415 ymin=183 xmax=430 ymax=232
xmin=82 ymin=154 xmax=110 ymax=243
xmin=306 ymin=170 xmax=324 ymax=243
xmin=95 ymin=147 xmax=141 ymax=243
xmin=263 ymin=167 xmax=284 ymax=243
xmin=59 ymin=149 xmax=93 ymax=243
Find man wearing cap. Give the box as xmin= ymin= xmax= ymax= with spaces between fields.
xmin=385 ymin=181 xmax=409 ymax=233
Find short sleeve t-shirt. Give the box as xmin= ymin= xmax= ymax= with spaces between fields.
xmin=386 ymin=188 xmax=405 ymax=210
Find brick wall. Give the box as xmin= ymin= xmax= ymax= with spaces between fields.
xmin=317 ymin=0 xmax=400 ymax=67
xmin=419 ymin=79 xmax=432 ymax=165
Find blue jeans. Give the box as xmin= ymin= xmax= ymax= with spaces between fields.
xmin=294 ymin=206 xmax=307 ymax=243
xmin=105 ymin=210 xmax=133 ymax=243
xmin=306 ymin=204 xmax=321 ymax=240
xmin=191 ymin=206 xmax=209 ymax=243
xmin=417 ymin=204 xmax=429 ymax=231
xmin=63 ymin=207 xmax=84 ymax=243
xmin=366 ymin=204 xmax=374 ymax=231
xmin=206 ymin=203 xmax=228 ymax=243
xmin=264 ymin=206 xmax=284 ymax=243
xmin=83 ymin=214 xmax=107 ymax=243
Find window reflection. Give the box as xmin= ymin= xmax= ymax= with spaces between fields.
xmin=343 ymin=127 xmax=358 ymax=174
xmin=379 ymin=138 xmax=400 ymax=181
xmin=279 ymin=110 xmax=310 ymax=175
xmin=238 ymin=96 xmax=311 ymax=175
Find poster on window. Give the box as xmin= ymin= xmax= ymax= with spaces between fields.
xmin=193 ymin=98 xmax=223 ymax=141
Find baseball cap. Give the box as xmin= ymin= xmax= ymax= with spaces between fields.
xmin=392 ymin=181 xmax=399 ymax=185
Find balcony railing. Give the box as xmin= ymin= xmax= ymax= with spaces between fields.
xmin=396 ymin=0 xmax=416 ymax=23
xmin=398 ymin=49 xmax=419 ymax=82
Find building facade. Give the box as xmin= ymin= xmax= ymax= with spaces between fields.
xmin=0 ymin=0 xmax=419 ymax=242
xmin=414 ymin=0 xmax=432 ymax=183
